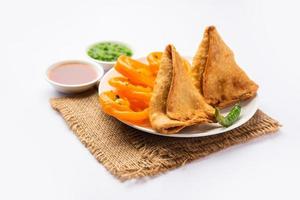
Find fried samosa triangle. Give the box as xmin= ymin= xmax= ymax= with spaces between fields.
xmin=149 ymin=44 xmax=215 ymax=134
xmin=191 ymin=26 xmax=259 ymax=108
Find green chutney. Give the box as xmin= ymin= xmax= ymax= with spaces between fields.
xmin=87 ymin=42 xmax=133 ymax=62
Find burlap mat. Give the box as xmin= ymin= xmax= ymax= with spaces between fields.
xmin=50 ymin=90 xmax=280 ymax=181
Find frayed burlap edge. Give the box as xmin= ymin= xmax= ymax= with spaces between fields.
xmin=51 ymin=99 xmax=129 ymax=180
xmin=50 ymin=94 xmax=280 ymax=181
xmin=120 ymin=112 xmax=280 ymax=180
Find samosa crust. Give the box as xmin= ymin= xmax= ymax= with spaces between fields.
xmin=149 ymin=45 xmax=214 ymax=134
xmin=148 ymin=45 xmax=185 ymax=134
xmin=191 ymin=27 xmax=210 ymax=93
xmin=167 ymin=45 xmax=214 ymax=122
xmin=192 ymin=26 xmax=259 ymax=108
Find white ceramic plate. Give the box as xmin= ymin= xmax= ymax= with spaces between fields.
xmin=98 ymin=57 xmax=258 ymax=138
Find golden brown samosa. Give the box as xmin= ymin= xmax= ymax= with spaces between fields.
xmin=149 ymin=44 xmax=214 ymax=134
xmin=192 ymin=26 xmax=259 ymax=108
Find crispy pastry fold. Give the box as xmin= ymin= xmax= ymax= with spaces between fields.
xmin=192 ymin=26 xmax=259 ymax=108
xmin=149 ymin=44 xmax=214 ymax=134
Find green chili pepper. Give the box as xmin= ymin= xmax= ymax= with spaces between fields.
xmin=215 ymin=104 xmax=241 ymax=127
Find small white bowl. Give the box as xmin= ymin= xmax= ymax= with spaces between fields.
xmin=46 ymin=60 xmax=104 ymax=94
xmin=86 ymin=41 xmax=134 ymax=71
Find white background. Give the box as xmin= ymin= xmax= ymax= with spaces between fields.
xmin=0 ymin=0 xmax=299 ymax=199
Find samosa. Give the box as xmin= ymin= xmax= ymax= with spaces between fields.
xmin=149 ymin=44 xmax=214 ymax=134
xmin=191 ymin=26 xmax=259 ymax=108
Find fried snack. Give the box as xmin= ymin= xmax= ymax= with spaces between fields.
xmin=192 ymin=26 xmax=259 ymax=108
xmin=149 ymin=44 xmax=214 ymax=134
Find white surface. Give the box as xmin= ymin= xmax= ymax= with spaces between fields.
xmin=99 ymin=61 xmax=259 ymax=137
xmin=0 ymin=0 xmax=299 ymax=199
